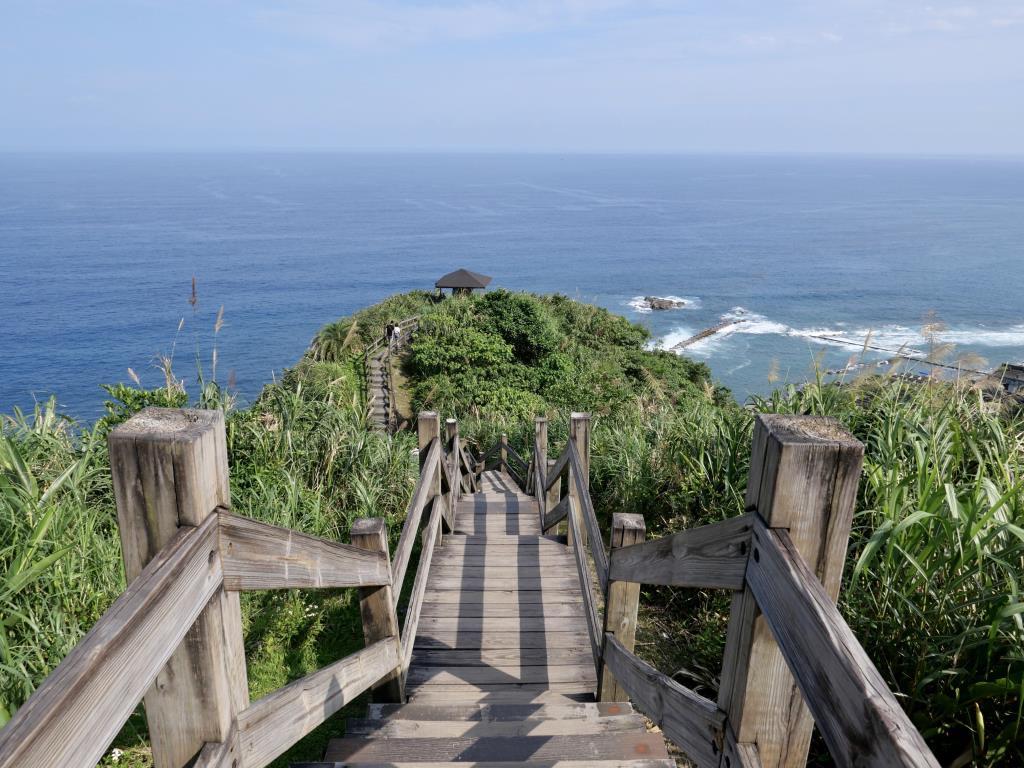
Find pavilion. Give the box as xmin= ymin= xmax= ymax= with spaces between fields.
xmin=435 ymin=268 xmax=492 ymax=296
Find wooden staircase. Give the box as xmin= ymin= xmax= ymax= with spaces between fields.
xmin=305 ymin=470 xmax=671 ymax=767
xmin=0 ymin=409 xmax=941 ymax=768
xmin=366 ymin=348 xmax=389 ymax=430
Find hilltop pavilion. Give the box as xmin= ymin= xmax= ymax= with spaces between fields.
xmin=435 ymin=268 xmax=492 ymax=297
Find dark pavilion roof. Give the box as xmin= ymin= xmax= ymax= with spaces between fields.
xmin=435 ymin=268 xmax=493 ymax=289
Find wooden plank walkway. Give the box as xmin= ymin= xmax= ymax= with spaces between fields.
xmin=366 ymin=346 xmax=390 ymax=431
xmin=316 ymin=471 xmax=672 ymax=767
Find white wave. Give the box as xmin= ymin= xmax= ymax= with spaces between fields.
xmin=627 ymin=295 xmax=700 ymax=314
xmin=661 ymin=307 xmax=1024 ymax=360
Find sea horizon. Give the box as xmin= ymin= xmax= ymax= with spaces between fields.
xmin=3 ymin=151 xmax=1023 ymax=421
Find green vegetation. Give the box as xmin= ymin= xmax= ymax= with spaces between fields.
xmin=1 ymin=332 xmax=417 ymax=766
xmin=401 ymin=291 xmax=1024 ymax=767
xmin=2 ymin=289 xmax=1022 ymax=767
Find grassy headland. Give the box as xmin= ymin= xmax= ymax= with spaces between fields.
xmin=2 ymin=290 xmax=1022 ymax=766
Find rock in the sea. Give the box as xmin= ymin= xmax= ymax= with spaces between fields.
xmin=645 ymin=296 xmax=687 ymax=310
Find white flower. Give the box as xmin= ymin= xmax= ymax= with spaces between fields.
xmin=109 ymin=748 xmax=124 ymax=763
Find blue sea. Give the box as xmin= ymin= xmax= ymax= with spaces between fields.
xmin=2 ymin=153 xmax=1023 ymax=422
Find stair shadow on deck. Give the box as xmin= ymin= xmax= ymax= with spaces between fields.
xmin=320 ymin=472 xmax=670 ymax=766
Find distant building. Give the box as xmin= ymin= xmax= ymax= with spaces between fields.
xmin=435 ymin=268 xmax=492 ymax=297
xmin=996 ymin=363 xmax=1024 ymax=394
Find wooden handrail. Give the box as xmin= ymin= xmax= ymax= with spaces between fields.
xmin=504 ymin=443 xmax=530 ymax=472
xmin=607 ymin=514 xmax=751 ymax=590
xmin=218 ymin=511 xmax=391 ymax=590
xmin=566 ymin=441 xmax=608 ymax=591
xmin=542 ymin=494 xmax=570 ymax=530
xmin=567 ymin=498 xmax=602 ymax=669
xmin=391 ymin=437 xmax=441 ymax=607
xmin=0 ymin=516 xmax=222 ymax=768
xmin=601 ymin=634 xmax=725 ymax=768
xmin=746 ymin=520 xmax=938 ymax=767
xmin=544 ymin=445 xmax=570 ymax=493
xmin=199 ymin=638 xmax=401 ymax=768
xmin=0 ymin=406 xmax=466 ymax=768
xmin=399 ymin=503 xmax=444 ymax=674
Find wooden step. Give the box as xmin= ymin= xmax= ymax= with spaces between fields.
xmin=414 ymin=632 xmax=591 ymax=650
xmin=404 ymin=689 xmax=596 ymax=704
xmin=297 ymin=761 xmax=674 ymax=768
xmin=344 ymin=713 xmax=646 ymax=738
xmin=425 ymin=576 xmax=581 ymax=591
xmin=367 ymin=701 xmax=635 ymax=721
xmin=324 ymin=732 xmax=671 ymax=763
xmin=411 ymin=647 xmax=593 ymax=666
xmin=438 ymin=536 xmax=569 ymax=548
xmin=431 ymin=553 xmax=571 ymax=567
xmin=407 ymin=666 xmax=596 ymax=686
xmin=416 ymin=615 xmax=589 ymax=635
xmin=419 ymin=590 xmax=583 ymax=604
xmin=420 ymin=602 xmax=585 ymax=619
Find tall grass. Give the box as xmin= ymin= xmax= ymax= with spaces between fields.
xmin=0 ymin=348 xmax=418 ymax=766
xmin=583 ymin=379 xmax=1024 ymax=766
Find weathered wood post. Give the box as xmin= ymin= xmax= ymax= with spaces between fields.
xmin=499 ymin=432 xmax=509 ymax=474
xmin=108 ymin=408 xmax=248 ymax=768
xmin=419 ymin=411 xmax=443 ymax=543
xmin=598 ymin=513 xmax=646 ymax=702
xmin=718 ymin=414 xmax=864 ymax=767
xmin=534 ymin=417 xmax=548 ymax=521
xmin=569 ymin=412 xmax=592 ymax=548
xmin=351 ymin=518 xmax=405 ymax=703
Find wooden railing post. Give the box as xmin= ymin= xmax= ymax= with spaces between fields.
xmin=534 ymin=417 xmax=548 ymax=520
xmin=718 ymin=414 xmax=864 ymax=767
xmin=499 ymin=432 xmax=508 ymax=473
xmin=351 ymin=518 xmax=404 ymax=703
xmin=107 ymin=408 xmax=248 ymax=768
xmin=569 ymin=412 xmax=591 ymax=548
xmin=598 ymin=513 xmax=646 ymax=702
xmin=419 ymin=411 xmax=443 ymax=541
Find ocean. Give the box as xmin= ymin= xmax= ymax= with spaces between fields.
xmin=2 ymin=152 xmax=1023 ymax=421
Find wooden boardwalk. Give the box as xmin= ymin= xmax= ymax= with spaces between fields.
xmin=366 ymin=345 xmax=390 ymax=430
xmin=1 ymin=409 xmax=940 ymax=768
xmin=321 ymin=470 xmax=672 ymax=766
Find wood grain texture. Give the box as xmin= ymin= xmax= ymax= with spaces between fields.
xmin=534 ymin=418 xmax=548 ymax=524
xmin=599 ymin=513 xmax=645 ymax=702
xmin=0 ymin=517 xmax=222 ymax=768
xmin=607 ymin=514 xmax=752 ymax=590
xmin=746 ymin=522 xmax=938 ymax=768
xmin=568 ymin=498 xmax=602 ymax=671
xmin=366 ymin=701 xmax=631 ymax=720
xmin=351 ymin=518 xmax=404 ymax=703
xmin=344 ymin=713 xmax=645 ymax=738
xmin=719 ymin=414 xmax=864 ymax=768
xmin=420 ymin=589 xmax=584 ymax=603
xmin=407 ymin=666 xmax=597 ymax=686
xmin=218 ymin=512 xmax=390 ymax=590
xmin=399 ymin=504 xmax=443 ymax=673
xmin=392 ymin=437 xmax=440 ymax=600
xmin=411 ymin=647 xmax=592 ymax=666
xmin=601 ymin=633 xmax=725 ymax=768
xmin=567 ymin=442 xmax=608 ymax=590
xmin=414 ymin=631 xmax=592 ymax=650
xmin=106 ymin=407 xmax=247 ymax=768
xmin=325 ymin=732 xmax=668 ymax=763
xmin=543 ymin=493 xmax=571 ymax=530
xmin=420 ymin=602 xmax=586 ymax=618
xmin=236 ymin=638 xmax=400 ymax=768
xmin=545 ymin=446 xmax=570 ymax=493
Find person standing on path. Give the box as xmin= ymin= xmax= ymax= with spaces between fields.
xmin=386 ymin=321 xmax=396 ymax=350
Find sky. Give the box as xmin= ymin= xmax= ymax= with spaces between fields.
xmin=1 ymin=1 xmax=1023 ymax=154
